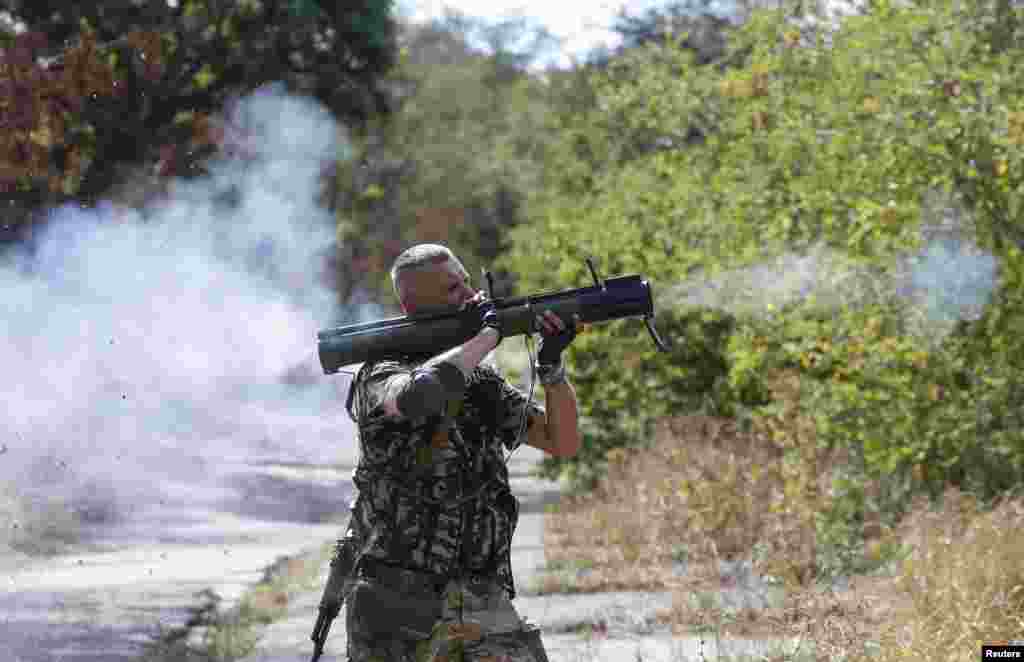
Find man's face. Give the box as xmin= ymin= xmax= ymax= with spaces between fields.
xmin=401 ymin=258 xmax=478 ymax=315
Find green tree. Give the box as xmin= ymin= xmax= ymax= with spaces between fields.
xmin=0 ymin=0 xmax=399 ymax=240
xmin=500 ymin=0 xmax=1024 ymax=516
xmin=332 ymin=9 xmax=563 ymax=308
xmin=605 ymin=0 xmax=732 ymax=64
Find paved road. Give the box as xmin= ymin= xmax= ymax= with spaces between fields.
xmin=0 ymin=441 xmax=794 ymax=662
xmin=0 ymin=458 xmax=356 ymax=662
xmin=235 ymin=447 xmax=799 ymax=662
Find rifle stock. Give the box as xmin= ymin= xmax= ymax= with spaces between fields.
xmin=318 ymin=269 xmax=670 ymax=374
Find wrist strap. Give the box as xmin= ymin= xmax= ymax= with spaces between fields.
xmin=536 ymin=361 xmax=566 ymax=386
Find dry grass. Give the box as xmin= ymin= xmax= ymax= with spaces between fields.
xmin=541 ymin=409 xmax=889 ymax=657
xmin=543 ymin=409 xmax=830 ymax=596
xmin=543 ymin=369 xmax=882 ymax=596
xmin=0 ymin=482 xmax=84 ymax=557
xmin=542 ymin=404 xmax=1024 ymax=660
xmin=137 ymin=541 xmax=333 ymax=661
xmin=866 ymin=489 xmax=1024 ymax=662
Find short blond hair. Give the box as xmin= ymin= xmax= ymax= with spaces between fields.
xmin=390 ymin=243 xmax=462 ymax=306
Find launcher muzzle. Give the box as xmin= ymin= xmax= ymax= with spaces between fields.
xmin=317 ymin=257 xmax=670 ymax=373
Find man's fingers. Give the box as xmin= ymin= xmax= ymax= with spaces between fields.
xmin=535 ymin=311 xmax=590 ymax=335
xmin=545 ymin=310 xmax=566 ymax=329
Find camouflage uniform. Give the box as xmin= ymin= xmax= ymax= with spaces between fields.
xmin=341 ymin=355 xmax=550 ymax=662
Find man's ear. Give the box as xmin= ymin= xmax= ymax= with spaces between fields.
xmin=401 ymin=295 xmax=419 ymax=316
xmin=395 ymin=281 xmax=413 ymax=315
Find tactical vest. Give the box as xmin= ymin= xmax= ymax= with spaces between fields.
xmin=345 ymin=358 xmax=520 ymax=597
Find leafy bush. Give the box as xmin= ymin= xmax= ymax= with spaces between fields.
xmin=535 ymin=304 xmax=737 ymax=491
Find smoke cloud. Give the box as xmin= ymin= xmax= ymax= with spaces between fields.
xmin=1 ymin=84 xmax=358 ymax=554
xmin=659 ymin=221 xmax=999 ymax=344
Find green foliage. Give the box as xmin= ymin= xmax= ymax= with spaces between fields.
xmin=335 ymin=15 xmax=564 ymax=304
xmin=501 ymin=0 xmax=1024 ymax=559
xmin=2 ymin=1 xmax=399 ymax=217
xmin=731 ymin=290 xmax=1024 ymax=500
xmin=536 ymin=304 xmax=737 ymax=490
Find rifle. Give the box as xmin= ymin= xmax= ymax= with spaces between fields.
xmin=310 ymin=538 xmax=356 ymax=661
xmin=317 ymin=257 xmax=670 ymax=373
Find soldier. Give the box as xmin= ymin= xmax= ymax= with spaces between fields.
xmin=339 ymin=243 xmax=581 ymax=662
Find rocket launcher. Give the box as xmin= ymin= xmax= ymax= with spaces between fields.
xmin=317 ymin=257 xmax=670 ymax=373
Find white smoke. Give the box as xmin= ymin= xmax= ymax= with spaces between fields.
xmin=659 ymin=220 xmax=1000 ymax=345
xmin=0 ymin=84 xmax=358 ymax=552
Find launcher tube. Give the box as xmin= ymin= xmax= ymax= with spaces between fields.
xmin=317 ymin=274 xmax=661 ymax=373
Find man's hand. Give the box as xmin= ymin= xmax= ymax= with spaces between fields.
xmin=536 ymin=310 xmax=581 ymax=365
xmin=529 ymin=310 xmax=582 ymax=455
xmin=460 ymin=291 xmax=502 ymax=347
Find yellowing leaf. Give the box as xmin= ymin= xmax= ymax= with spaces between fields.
xmin=194 ymin=63 xmax=215 ymax=89
xmin=29 ymin=125 xmax=53 ymax=147
xmin=362 ymin=183 xmax=385 ymax=200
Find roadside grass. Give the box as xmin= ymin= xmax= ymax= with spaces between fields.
xmin=1 ymin=456 xmax=127 ymax=559
xmin=136 ymin=540 xmax=334 ymax=662
xmin=0 ymin=480 xmax=97 ymax=558
xmin=539 ymin=410 xmax=1024 ymax=661
xmin=525 ymin=558 xmax=597 ymax=595
xmin=541 ymin=413 xmax=800 ymax=596
xmin=865 ymin=489 xmax=1024 ymax=662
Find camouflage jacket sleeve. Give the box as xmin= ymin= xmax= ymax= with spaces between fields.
xmin=349 ymin=359 xmax=445 ymax=475
xmin=348 ymin=359 xmax=408 ymax=423
xmin=476 ymin=363 xmax=546 ymax=452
